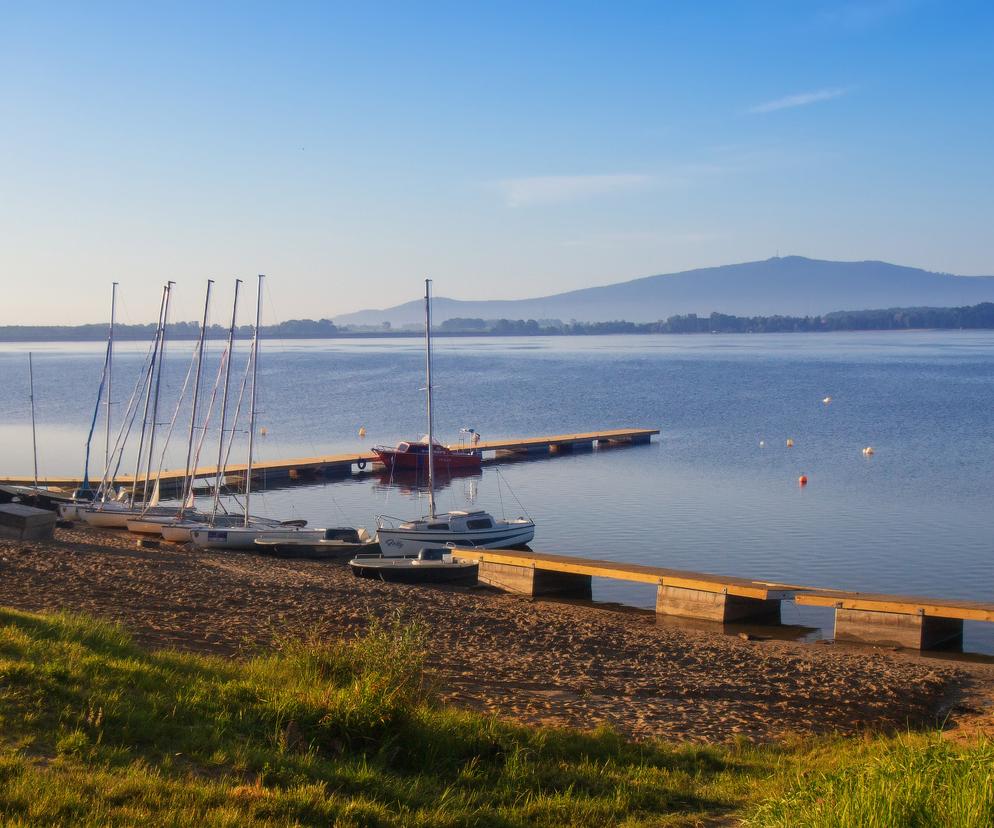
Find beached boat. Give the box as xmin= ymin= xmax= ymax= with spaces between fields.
xmin=349 ymin=547 xmax=479 ymax=585
xmin=376 ymin=509 xmax=533 ymax=556
xmin=253 ymin=527 xmax=378 ymax=559
xmin=374 ymin=279 xmax=536 ymax=557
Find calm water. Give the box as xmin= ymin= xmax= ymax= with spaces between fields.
xmin=1 ymin=332 xmax=992 ymax=651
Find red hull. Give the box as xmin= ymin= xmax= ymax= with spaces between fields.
xmin=373 ymin=446 xmax=481 ymax=472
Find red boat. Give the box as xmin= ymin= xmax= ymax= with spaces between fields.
xmin=373 ymin=439 xmax=481 ymax=472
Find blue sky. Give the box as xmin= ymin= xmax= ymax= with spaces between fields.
xmin=1 ymin=1 xmax=992 ymax=324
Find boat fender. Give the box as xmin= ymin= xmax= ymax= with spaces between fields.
xmin=357 ymin=460 xmax=367 ymax=470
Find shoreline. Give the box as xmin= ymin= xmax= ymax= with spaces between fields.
xmin=3 ymin=526 xmax=992 ymax=743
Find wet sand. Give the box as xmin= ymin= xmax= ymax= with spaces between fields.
xmin=2 ymin=526 xmax=991 ymax=742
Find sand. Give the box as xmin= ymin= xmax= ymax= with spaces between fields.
xmin=2 ymin=526 xmax=992 ymax=743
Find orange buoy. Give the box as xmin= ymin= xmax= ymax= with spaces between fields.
xmin=862 ymin=446 xmax=874 ymax=456
xmin=798 ymin=475 xmax=808 ymax=486
xmin=260 ymin=426 xmax=268 ymax=436
xmin=786 ymin=438 xmax=794 ymax=448
xmin=358 ymin=426 xmax=367 ymax=438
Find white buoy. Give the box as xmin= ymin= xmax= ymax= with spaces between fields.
xmin=822 ymin=396 xmax=832 ymax=405
xmin=759 ymin=440 xmax=765 ymax=448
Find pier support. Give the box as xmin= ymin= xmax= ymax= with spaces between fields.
xmin=833 ymin=608 xmax=963 ymax=650
xmin=477 ymin=561 xmax=592 ymax=599
xmin=655 ymin=585 xmax=782 ymax=624
xmin=550 ymin=441 xmax=593 ymax=454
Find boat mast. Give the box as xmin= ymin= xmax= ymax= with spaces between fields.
xmin=104 ymin=282 xmax=117 ymax=482
xmin=140 ymin=280 xmax=174 ymax=506
xmin=243 ymin=275 xmax=263 ymax=528
xmin=425 ymin=278 xmax=436 ymax=520
xmin=211 ymin=279 xmax=241 ymax=523
xmin=28 ymin=353 xmax=39 ymax=492
xmin=179 ymin=279 xmax=213 ymax=516
xmin=129 ymin=285 xmax=168 ymax=506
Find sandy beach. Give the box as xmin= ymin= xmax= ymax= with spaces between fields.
xmin=2 ymin=525 xmax=992 ymax=743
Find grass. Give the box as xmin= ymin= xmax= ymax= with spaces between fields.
xmin=0 ymin=607 xmax=991 ymax=826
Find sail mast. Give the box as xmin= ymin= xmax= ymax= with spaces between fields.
xmin=244 ymin=274 xmax=263 ymax=528
xmin=179 ymin=279 xmax=213 ymax=516
xmin=28 ymin=353 xmax=39 ymax=491
xmin=129 ymin=285 xmax=168 ymax=506
xmin=140 ymin=281 xmax=174 ymax=506
xmin=105 ymin=282 xmax=117 ymax=480
xmin=425 ymin=278 xmax=436 ymax=520
xmin=211 ymin=279 xmax=241 ymax=523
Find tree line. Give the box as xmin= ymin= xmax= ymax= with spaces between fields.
xmin=3 ymin=303 xmax=994 ymax=341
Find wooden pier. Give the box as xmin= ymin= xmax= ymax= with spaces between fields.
xmin=452 ymin=548 xmax=994 ymax=652
xmin=0 ymin=427 xmax=659 ymax=493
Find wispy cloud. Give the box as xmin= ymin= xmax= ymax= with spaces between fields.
xmin=494 ymin=174 xmax=650 ymax=207
xmin=750 ymin=87 xmax=849 ymax=114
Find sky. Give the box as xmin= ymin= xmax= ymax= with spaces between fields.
xmin=1 ymin=0 xmax=993 ymax=325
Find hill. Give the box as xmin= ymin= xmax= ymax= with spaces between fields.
xmin=333 ymin=256 xmax=994 ymax=326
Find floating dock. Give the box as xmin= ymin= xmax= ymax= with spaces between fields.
xmin=452 ymin=548 xmax=993 ymax=652
xmin=0 ymin=427 xmax=659 ymax=493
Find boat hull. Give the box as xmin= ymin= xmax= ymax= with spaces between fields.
xmin=189 ymin=527 xmax=331 ymax=551
xmin=349 ymin=559 xmax=478 ymax=585
xmin=375 ymin=521 xmax=534 ymax=557
xmin=373 ymin=448 xmax=481 ymax=472
xmin=254 ymin=540 xmax=380 ymax=560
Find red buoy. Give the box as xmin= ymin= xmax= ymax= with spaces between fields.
xmin=798 ymin=475 xmax=808 ymax=486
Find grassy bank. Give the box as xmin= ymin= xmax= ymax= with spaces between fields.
xmin=0 ymin=607 xmax=990 ymax=826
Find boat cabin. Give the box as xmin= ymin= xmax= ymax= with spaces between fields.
xmin=398 ymin=509 xmax=495 ymax=532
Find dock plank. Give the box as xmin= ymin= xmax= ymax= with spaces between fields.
xmin=795 ymin=590 xmax=994 ymax=623
xmin=0 ymin=427 xmax=659 ymax=490
xmin=451 ymin=548 xmax=797 ymax=601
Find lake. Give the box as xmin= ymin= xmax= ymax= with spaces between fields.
xmin=2 ymin=331 xmax=992 ymax=652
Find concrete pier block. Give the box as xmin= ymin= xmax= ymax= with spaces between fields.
xmin=655 ymin=585 xmax=782 ymax=623
xmin=834 ymin=608 xmax=963 ymax=650
xmin=0 ymin=503 xmax=56 ymax=541
xmin=477 ymin=561 xmax=592 ymax=599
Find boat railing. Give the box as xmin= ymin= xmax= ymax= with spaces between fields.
xmin=375 ymin=514 xmax=403 ymax=529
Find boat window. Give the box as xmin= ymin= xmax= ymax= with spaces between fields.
xmin=397 ymin=443 xmax=410 ymax=452
xmin=466 ymin=518 xmax=493 ymax=530
xmin=428 ymin=523 xmax=448 ymax=530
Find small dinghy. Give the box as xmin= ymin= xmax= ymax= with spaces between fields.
xmin=349 ymin=547 xmax=479 ymax=585
xmin=254 ymin=527 xmax=378 ymax=560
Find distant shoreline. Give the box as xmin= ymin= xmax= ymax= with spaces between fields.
xmin=3 ymin=302 xmax=994 ymax=342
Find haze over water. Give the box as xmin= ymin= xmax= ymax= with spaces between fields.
xmin=1 ymin=331 xmax=992 ymax=652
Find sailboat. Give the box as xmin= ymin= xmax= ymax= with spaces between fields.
xmin=0 ymin=353 xmax=82 ymax=511
xmin=77 ymin=282 xmax=191 ymax=528
xmin=188 ymin=275 xmax=330 ymax=551
xmin=372 ymin=279 xmax=535 ymax=558
xmin=126 ymin=279 xmax=216 ymax=536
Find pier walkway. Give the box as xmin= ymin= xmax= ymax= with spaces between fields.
xmin=452 ymin=548 xmax=994 ymax=652
xmin=0 ymin=427 xmax=659 ymax=492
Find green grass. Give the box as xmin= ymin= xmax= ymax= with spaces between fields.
xmin=0 ymin=607 xmax=990 ymax=826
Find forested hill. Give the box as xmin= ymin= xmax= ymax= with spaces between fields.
xmin=333 ymin=256 xmax=994 ymax=326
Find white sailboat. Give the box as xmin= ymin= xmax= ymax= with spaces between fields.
xmin=79 ymin=282 xmax=183 ymax=528
xmin=188 ymin=275 xmax=326 ymax=550
xmin=127 ymin=279 xmax=215 ymax=536
xmin=374 ymin=279 xmax=535 ymax=557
